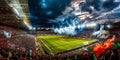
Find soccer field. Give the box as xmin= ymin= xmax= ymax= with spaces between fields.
xmin=37 ymin=35 xmax=96 ymax=55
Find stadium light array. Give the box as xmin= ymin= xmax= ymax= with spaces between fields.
xmin=5 ymin=0 xmax=32 ymax=30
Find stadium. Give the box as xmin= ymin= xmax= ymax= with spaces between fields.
xmin=0 ymin=0 xmax=120 ymax=60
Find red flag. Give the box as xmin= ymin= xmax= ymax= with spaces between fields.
xmin=94 ymin=44 xmax=105 ymax=57
xmin=93 ymin=35 xmax=115 ymax=57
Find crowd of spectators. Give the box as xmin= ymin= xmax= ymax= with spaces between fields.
xmin=0 ymin=26 xmax=36 ymax=59
xmin=75 ymin=30 xmax=93 ymax=40
xmin=0 ymin=42 xmax=120 ymax=60
xmin=36 ymin=30 xmax=56 ymax=36
xmin=0 ymin=25 xmax=26 ymax=34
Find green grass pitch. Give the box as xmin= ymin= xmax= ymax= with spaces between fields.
xmin=37 ymin=35 xmax=96 ymax=55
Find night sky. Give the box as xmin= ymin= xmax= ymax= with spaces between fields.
xmin=28 ymin=0 xmax=72 ymax=27
xmin=28 ymin=0 xmax=120 ymax=28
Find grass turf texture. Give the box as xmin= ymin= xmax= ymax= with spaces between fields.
xmin=37 ymin=35 xmax=96 ymax=55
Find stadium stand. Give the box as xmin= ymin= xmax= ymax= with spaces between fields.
xmin=0 ymin=39 xmax=120 ymax=60
xmin=0 ymin=26 xmax=120 ymax=60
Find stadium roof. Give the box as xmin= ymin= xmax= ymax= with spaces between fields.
xmin=0 ymin=0 xmax=31 ymax=30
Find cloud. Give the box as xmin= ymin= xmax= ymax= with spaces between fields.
xmin=79 ymin=0 xmax=120 ymax=19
